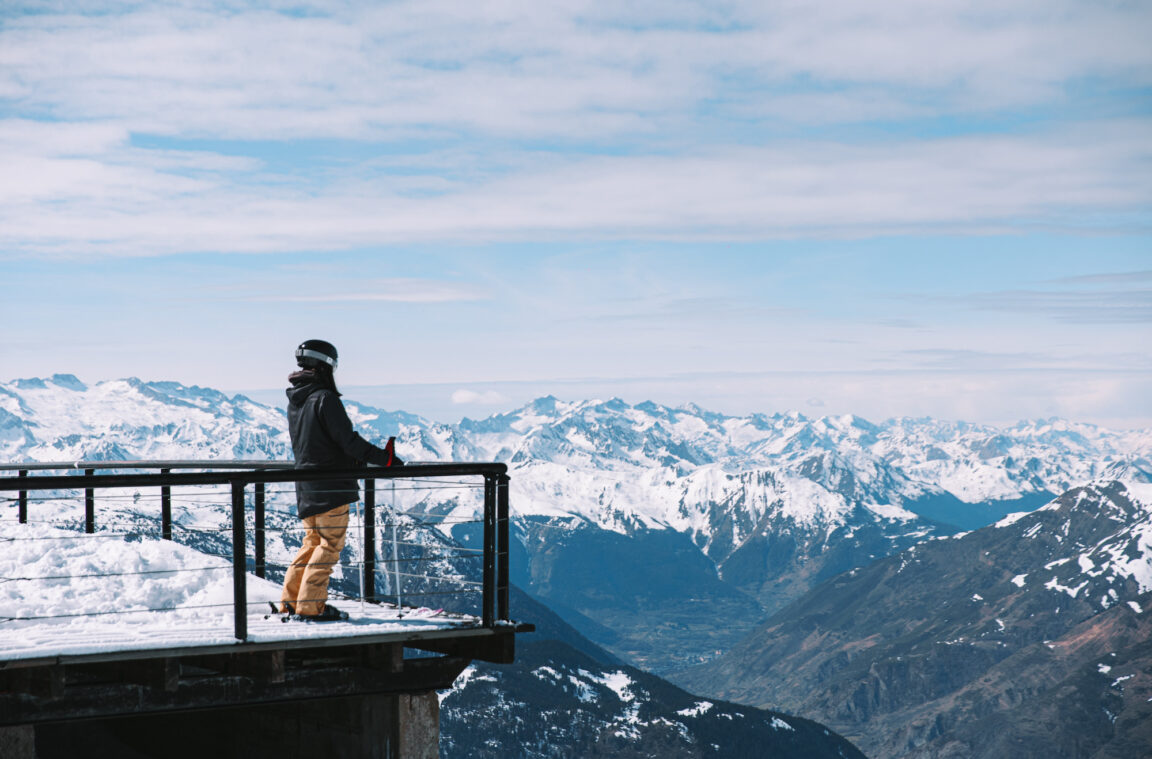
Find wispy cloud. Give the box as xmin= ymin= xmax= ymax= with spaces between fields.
xmin=238 ymin=278 xmax=487 ymax=304
xmin=898 ymin=348 xmax=1084 ymax=371
xmin=1042 ymin=270 xmax=1152 ymax=286
xmin=451 ymin=389 xmax=508 ymax=405
xmin=961 ymin=288 xmax=1152 ymax=324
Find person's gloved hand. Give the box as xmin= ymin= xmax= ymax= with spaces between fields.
xmin=383 ymin=436 xmax=404 ymax=466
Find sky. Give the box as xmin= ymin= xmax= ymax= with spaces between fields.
xmin=2 ymin=0 xmax=1150 ymax=427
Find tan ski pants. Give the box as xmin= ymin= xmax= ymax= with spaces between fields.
xmin=280 ymin=504 xmax=351 ymax=616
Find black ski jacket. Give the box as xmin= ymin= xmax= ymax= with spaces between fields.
xmin=285 ymin=374 xmax=398 ymax=519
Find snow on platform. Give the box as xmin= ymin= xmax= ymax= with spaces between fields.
xmin=1 ymin=603 xmax=481 ymax=664
xmin=0 ymin=521 xmax=479 ymax=664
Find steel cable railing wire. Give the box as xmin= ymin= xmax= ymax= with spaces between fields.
xmin=0 ymin=557 xmax=484 ymax=587
xmin=0 ymin=602 xmax=259 ymax=624
xmin=0 ymin=582 xmax=482 ymax=624
xmin=0 ymin=515 xmax=489 ymax=533
xmin=0 ymin=582 xmax=481 ymax=624
xmin=0 ymin=466 xmax=503 ymax=633
xmin=3 ymin=482 xmax=485 ymax=499
xmin=3 ymin=504 xmax=487 ymax=530
xmin=0 ymin=522 xmax=242 ymax=542
xmin=0 ymin=532 xmax=488 ymax=562
xmin=0 ymin=565 xmax=235 ymax=584
xmin=5 ymin=492 xmax=485 ymax=516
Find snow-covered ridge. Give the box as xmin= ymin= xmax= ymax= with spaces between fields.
xmin=0 ymin=375 xmax=288 ymax=462
xmin=453 ymin=395 xmax=1151 ymax=547
xmin=3 ymin=377 xmax=1151 ymax=545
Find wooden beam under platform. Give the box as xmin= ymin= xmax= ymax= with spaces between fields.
xmin=0 ymin=636 xmax=488 ymax=726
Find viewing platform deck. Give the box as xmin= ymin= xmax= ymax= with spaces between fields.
xmin=0 ymin=460 xmax=532 ymax=739
xmin=1 ymin=600 xmax=508 ymax=668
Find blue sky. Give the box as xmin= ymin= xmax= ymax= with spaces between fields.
xmin=2 ymin=1 xmax=1150 ymax=426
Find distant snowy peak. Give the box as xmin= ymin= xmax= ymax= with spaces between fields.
xmin=0 ymin=377 xmax=292 ymax=462
xmin=8 ymin=374 xmax=87 ymax=392
xmin=1098 ymin=458 xmax=1152 ymax=484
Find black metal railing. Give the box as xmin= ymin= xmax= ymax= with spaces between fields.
xmin=0 ymin=460 xmax=511 ymax=642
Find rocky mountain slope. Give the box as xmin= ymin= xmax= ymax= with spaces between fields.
xmin=675 ymin=475 xmax=1152 ymax=758
xmin=440 ymin=588 xmax=866 ymax=759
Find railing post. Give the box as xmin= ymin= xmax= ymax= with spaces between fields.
xmin=160 ymin=468 xmax=172 ymax=541
xmin=254 ymin=481 xmax=265 ymax=579
xmin=482 ymin=474 xmax=497 ymax=627
xmin=497 ymin=473 xmax=510 ymax=622
xmin=18 ymin=469 xmax=27 ymax=524
xmin=363 ymin=478 xmax=376 ymax=602
xmin=85 ymin=469 xmax=95 ymax=534
xmin=232 ymin=480 xmax=248 ymax=641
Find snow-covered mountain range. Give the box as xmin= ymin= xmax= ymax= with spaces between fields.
xmin=7 ymin=376 xmax=1148 ymax=504
xmin=7 ymin=376 xmax=1147 ymax=519
xmin=4 ymin=374 xmax=1151 ymax=673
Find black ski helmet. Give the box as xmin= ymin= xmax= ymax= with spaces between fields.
xmin=295 ymin=339 xmax=338 ymax=369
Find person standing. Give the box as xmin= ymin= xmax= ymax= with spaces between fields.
xmin=280 ymin=339 xmax=403 ymax=621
